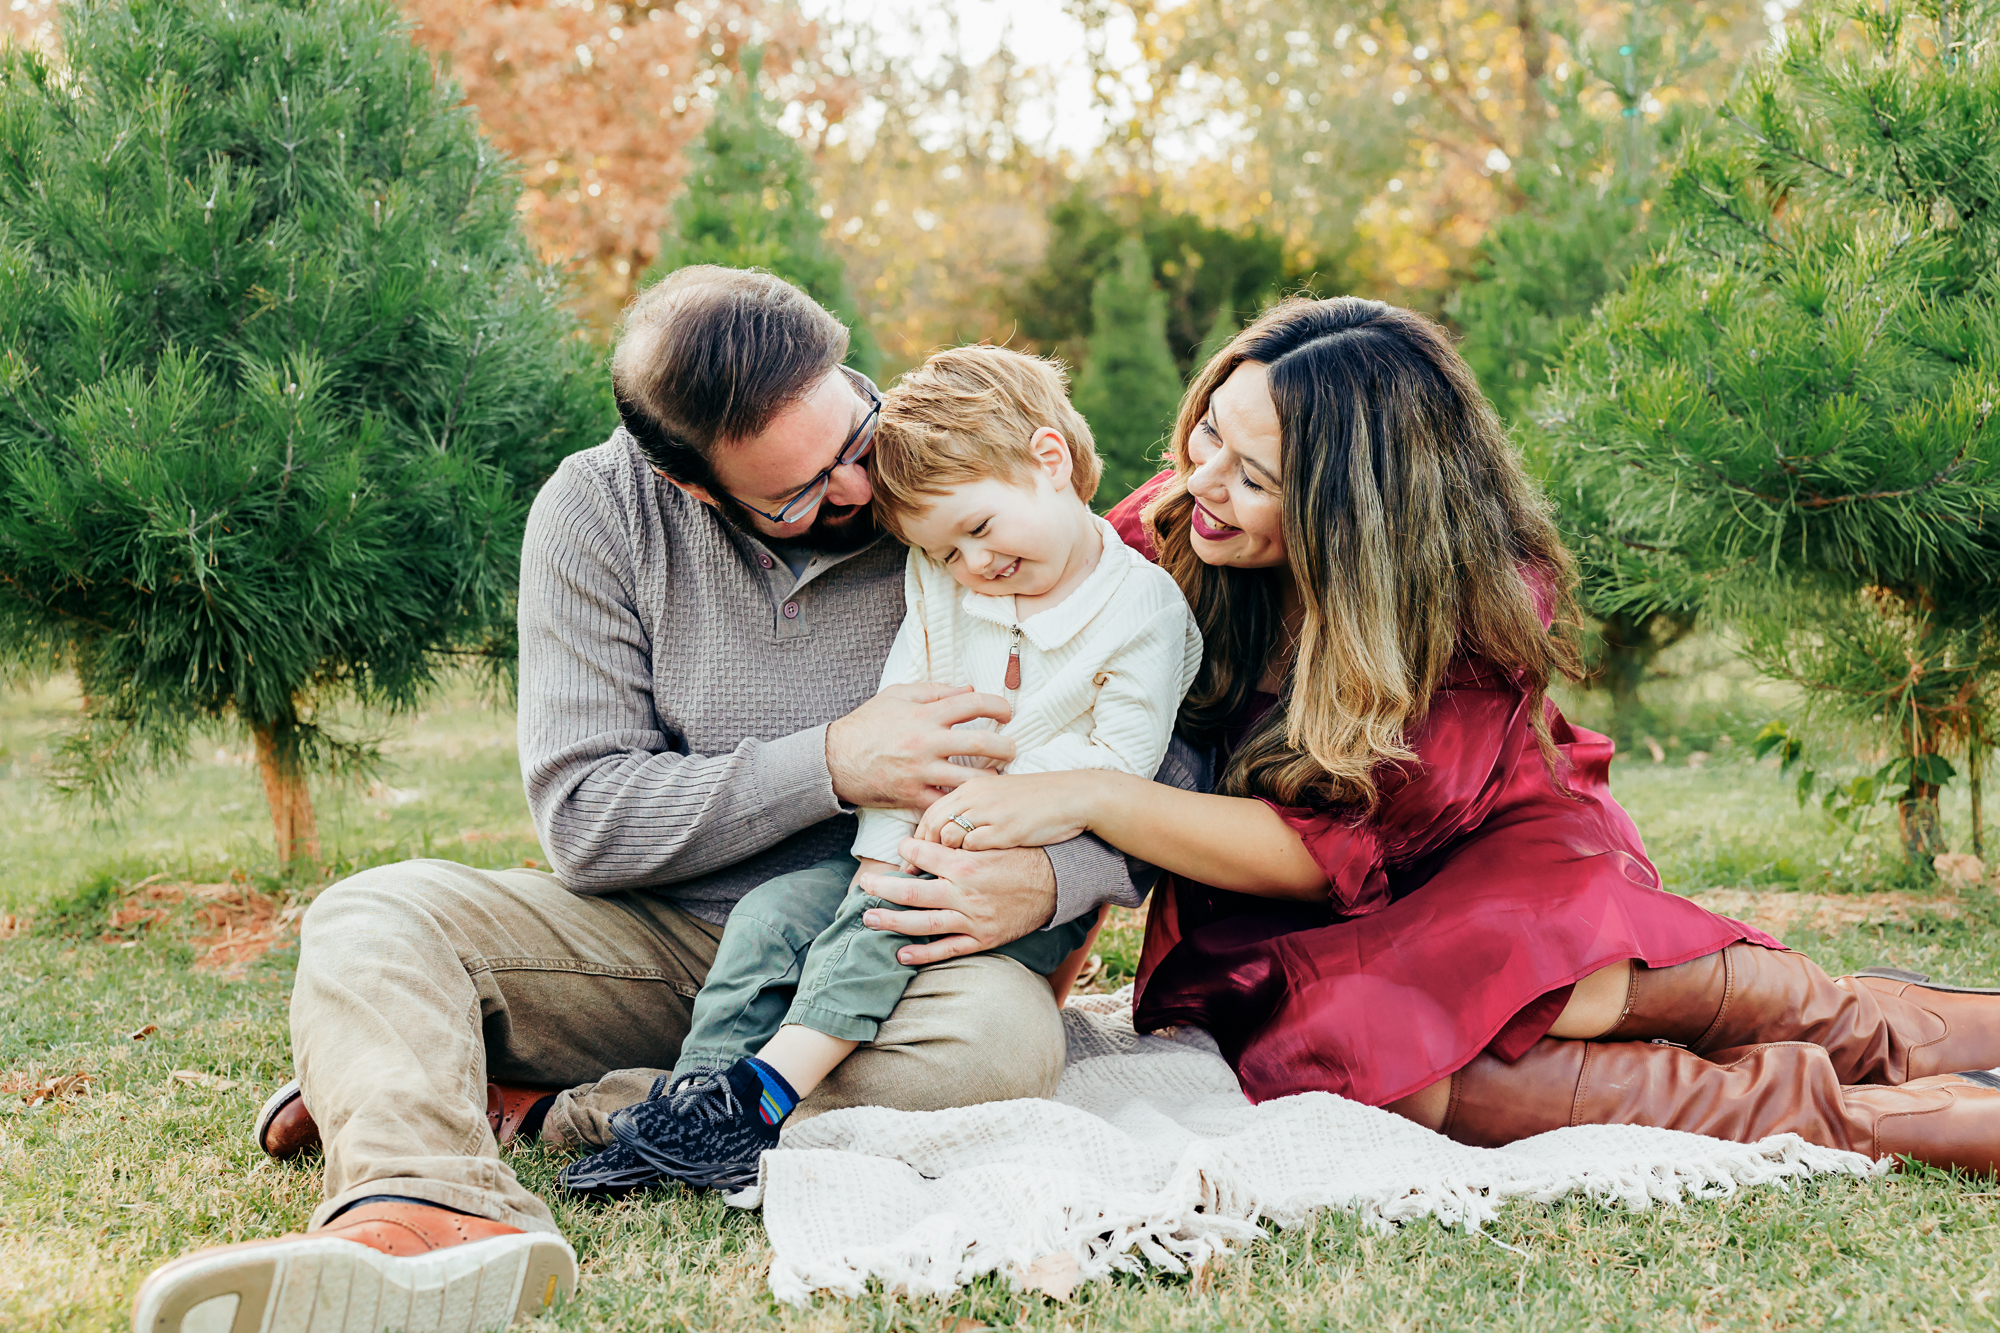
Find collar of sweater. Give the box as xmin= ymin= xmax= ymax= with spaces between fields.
xmin=957 ymin=516 xmax=1137 ymax=651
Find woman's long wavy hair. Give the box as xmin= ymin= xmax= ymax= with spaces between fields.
xmin=1144 ymin=296 xmax=1584 ymax=808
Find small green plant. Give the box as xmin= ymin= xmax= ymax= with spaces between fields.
xmin=1751 ymin=720 xmax=1956 ymax=836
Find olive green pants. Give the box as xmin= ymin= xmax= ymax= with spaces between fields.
xmin=675 ymin=857 xmax=1092 ymax=1076
xmin=289 ymin=859 xmax=1067 ymax=1234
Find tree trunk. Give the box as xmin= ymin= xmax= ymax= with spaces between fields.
xmin=1899 ymin=784 xmax=1945 ymax=865
xmin=1593 ymin=609 xmax=1696 ymax=741
xmin=1971 ymin=727 xmax=1986 ymax=861
xmin=252 ymin=723 xmax=320 ymax=870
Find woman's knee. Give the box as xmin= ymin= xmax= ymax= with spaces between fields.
xmin=1385 ymin=1075 xmax=1452 ymax=1131
xmin=1547 ymin=958 xmax=1636 ymax=1039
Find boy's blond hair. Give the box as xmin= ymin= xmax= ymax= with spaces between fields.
xmin=872 ymin=345 xmax=1102 ymax=539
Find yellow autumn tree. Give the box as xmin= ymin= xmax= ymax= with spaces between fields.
xmin=811 ymin=30 xmax=1079 ymax=373
xmin=1065 ymin=0 xmax=1769 ymax=306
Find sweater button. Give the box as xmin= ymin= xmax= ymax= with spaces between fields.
xmin=782 ymin=600 xmax=800 ymax=619
xmin=758 ymin=553 xmax=774 ymax=569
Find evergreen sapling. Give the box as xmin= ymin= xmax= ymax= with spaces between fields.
xmin=1074 ymin=235 xmax=1185 ymax=505
xmin=0 ymin=0 xmax=604 ymax=867
xmin=646 ymin=47 xmax=877 ymax=379
xmin=1542 ymin=0 xmax=2000 ymax=864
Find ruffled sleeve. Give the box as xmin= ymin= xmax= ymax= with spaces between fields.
xmin=1261 ymin=801 xmax=1393 ymax=917
xmin=1105 ymin=471 xmax=1175 ymax=562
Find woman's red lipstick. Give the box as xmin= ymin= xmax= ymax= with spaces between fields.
xmin=1191 ymin=503 xmax=1241 ymax=539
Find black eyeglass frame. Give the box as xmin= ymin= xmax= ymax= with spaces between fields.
xmin=733 ymin=367 xmax=881 ymax=526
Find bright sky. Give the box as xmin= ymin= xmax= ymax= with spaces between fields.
xmin=797 ymin=0 xmax=1135 ymax=157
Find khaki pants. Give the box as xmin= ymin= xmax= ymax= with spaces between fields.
xmin=290 ymin=858 xmax=1068 ymax=1234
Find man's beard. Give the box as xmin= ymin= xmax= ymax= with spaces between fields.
xmin=720 ymin=494 xmax=881 ymax=554
xmin=798 ymin=500 xmax=881 ymax=553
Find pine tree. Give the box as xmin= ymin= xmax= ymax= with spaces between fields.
xmin=647 ymin=48 xmax=876 ymax=379
xmin=1455 ymin=1 xmax=1724 ymax=743
xmin=1074 ymin=236 xmax=1186 ymax=506
xmin=1542 ymin=0 xmax=2000 ymax=864
xmin=0 ymin=0 xmax=603 ymax=867
xmin=1010 ymin=189 xmax=1329 ymax=378
xmin=1193 ymin=298 xmax=1240 ymax=373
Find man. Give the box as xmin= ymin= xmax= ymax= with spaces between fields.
xmin=132 ymin=268 xmax=1153 ymax=1333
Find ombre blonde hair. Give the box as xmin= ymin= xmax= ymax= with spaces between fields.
xmin=870 ymin=345 xmax=1101 ymax=540
xmin=1142 ymin=297 xmax=1583 ymax=808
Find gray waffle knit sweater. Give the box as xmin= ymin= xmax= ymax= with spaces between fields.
xmin=517 ymin=428 xmax=1155 ymax=927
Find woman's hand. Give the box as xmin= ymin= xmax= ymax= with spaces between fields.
xmin=914 ymin=770 xmax=1110 ymax=851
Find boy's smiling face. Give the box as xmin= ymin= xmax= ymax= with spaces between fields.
xmin=897 ymin=428 xmax=1091 ymax=601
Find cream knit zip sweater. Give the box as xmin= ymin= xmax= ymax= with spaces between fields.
xmin=852 ymin=517 xmax=1204 ymax=863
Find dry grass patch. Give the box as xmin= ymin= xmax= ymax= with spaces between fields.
xmin=82 ymin=873 xmax=306 ymax=979
xmin=1687 ymin=887 xmax=1962 ymax=942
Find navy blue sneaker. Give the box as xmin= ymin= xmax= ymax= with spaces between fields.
xmin=558 ymin=1139 xmax=665 ymax=1198
xmin=558 ymin=1074 xmax=673 ymax=1200
xmin=609 ymin=1060 xmax=787 ymax=1192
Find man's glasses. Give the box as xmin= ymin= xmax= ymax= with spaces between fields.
xmin=737 ymin=367 xmax=881 ymax=526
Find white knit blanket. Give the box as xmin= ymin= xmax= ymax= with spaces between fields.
xmin=744 ymin=990 xmax=1889 ymax=1304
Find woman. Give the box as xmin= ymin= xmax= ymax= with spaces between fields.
xmin=917 ymin=296 xmax=2000 ymax=1167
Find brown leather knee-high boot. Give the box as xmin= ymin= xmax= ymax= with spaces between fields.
xmin=1600 ymin=943 xmax=2000 ymax=1084
xmin=1440 ymin=1036 xmax=2000 ymax=1177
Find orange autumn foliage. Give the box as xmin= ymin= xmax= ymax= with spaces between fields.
xmin=398 ymin=0 xmax=848 ymax=327
xmin=8 ymin=0 xmax=848 ymax=330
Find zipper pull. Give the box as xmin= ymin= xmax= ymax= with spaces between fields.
xmin=1004 ymin=626 xmax=1023 ymax=691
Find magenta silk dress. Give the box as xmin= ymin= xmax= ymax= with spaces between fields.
xmin=1107 ymin=476 xmax=1782 ymax=1108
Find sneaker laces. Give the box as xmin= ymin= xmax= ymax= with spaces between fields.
xmin=668 ymin=1071 xmax=742 ymax=1124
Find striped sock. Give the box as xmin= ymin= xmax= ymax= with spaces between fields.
xmin=742 ymin=1057 xmax=800 ymax=1126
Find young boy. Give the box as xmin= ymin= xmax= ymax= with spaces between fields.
xmin=597 ymin=346 xmax=1201 ymax=1191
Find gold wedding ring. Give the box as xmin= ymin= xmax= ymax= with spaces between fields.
xmin=951 ymin=813 xmax=979 ymax=834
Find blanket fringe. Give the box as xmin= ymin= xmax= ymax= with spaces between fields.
xmin=767 ymin=1131 xmax=1887 ymax=1305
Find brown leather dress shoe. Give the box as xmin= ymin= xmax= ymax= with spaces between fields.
xmin=254 ymin=1080 xmax=556 ymax=1159
xmin=1442 ymin=1034 xmax=2000 ymax=1178
xmin=131 ymin=1201 xmax=575 ymax=1333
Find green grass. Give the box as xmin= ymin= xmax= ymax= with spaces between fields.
xmin=3 ymin=673 xmax=1998 ymax=1331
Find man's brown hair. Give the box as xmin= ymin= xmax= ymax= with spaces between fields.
xmin=611 ymin=266 xmax=850 ymax=488
xmin=871 ymin=345 xmax=1102 ymax=539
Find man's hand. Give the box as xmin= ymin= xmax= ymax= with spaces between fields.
xmin=856 ymin=840 xmax=1056 ymax=966
xmin=826 ymin=683 xmax=1015 ymax=809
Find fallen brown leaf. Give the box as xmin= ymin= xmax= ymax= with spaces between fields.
xmin=1 ymin=1068 xmax=94 ymax=1107
xmin=0 ymin=915 xmax=24 ymax=940
xmin=171 ymin=1070 xmax=239 ymax=1092
xmin=1013 ymin=1252 xmax=1081 ymax=1302
xmin=942 ymin=1319 xmax=990 ymax=1333
xmin=127 ymin=1024 xmax=158 ymax=1041
xmin=1071 ymin=953 xmax=1105 ymax=993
